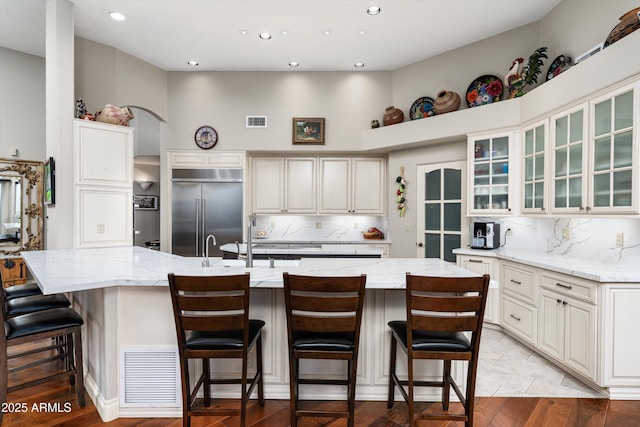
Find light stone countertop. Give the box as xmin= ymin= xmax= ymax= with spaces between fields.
xmin=453 ymin=248 xmax=640 ymax=283
xmin=21 ymin=246 xmax=477 ymax=295
xmin=220 ymin=242 xmax=386 ymax=257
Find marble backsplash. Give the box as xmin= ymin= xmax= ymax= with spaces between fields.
xmin=253 ymin=215 xmax=388 ymax=242
xmin=479 ymin=216 xmax=640 ymax=266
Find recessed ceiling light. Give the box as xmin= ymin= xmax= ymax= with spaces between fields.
xmin=354 ymin=62 xmax=365 ymax=68
xmin=109 ymin=11 xmax=126 ymax=21
xmin=187 ymin=60 xmax=199 ymax=67
xmin=239 ymin=29 xmax=248 ymax=35
xmin=259 ymin=32 xmax=272 ymax=40
xmin=358 ymin=30 xmax=367 ymax=36
xmin=323 ymin=29 xmax=332 ymax=36
xmin=367 ymin=6 xmax=381 ymax=15
xmin=289 ymin=61 xmax=299 ymax=68
xmin=280 ymin=30 xmax=289 ymax=36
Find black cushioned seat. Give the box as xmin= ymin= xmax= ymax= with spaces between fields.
xmin=387 ymin=320 xmax=471 ymax=352
xmin=292 ymin=332 xmax=355 ymax=352
xmin=4 ymin=282 xmax=42 ymax=300
xmin=6 ymin=293 xmax=71 ymax=317
xmin=185 ymin=320 xmax=265 ymax=350
xmin=5 ymin=307 xmax=84 ymax=339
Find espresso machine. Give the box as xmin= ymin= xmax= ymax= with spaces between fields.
xmin=470 ymin=222 xmax=500 ymax=249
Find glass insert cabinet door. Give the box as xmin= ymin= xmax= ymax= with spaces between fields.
xmin=550 ymin=103 xmax=588 ymax=213
xmin=589 ymin=85 xmax=636 ymax=212
xmin=468 ymin=130 xmax=513 ymax=214
xmin=522 ymin=120 xmax=547 ymax=212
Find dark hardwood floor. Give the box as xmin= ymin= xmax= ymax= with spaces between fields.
xmin=3 ymin=342 xmax=640 ymax=426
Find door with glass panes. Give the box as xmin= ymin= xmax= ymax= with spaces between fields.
xmin=416 ymin=162 xmax=465 ymax=262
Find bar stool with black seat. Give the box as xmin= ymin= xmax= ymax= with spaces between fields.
xmin=1 ymin=270 xmax=71 ymax=319
xmin=387 ymin=274 xmax=490 ymax=427
xmin=0 ymin=302 xmax=85 ymax=424
xmin=282 ymin=273 xmax=367 ymax=427
xmin=167 ymin=272 xmax=264 ymax=427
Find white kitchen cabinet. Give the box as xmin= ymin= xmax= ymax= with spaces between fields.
xmin=319 ymin=157 xmax=385 ymax=215
xmin=550 ymin=81 xmax=639 ymax=214
xmin=456 ymin=254 xmax=500 ymax=324
xmin=539 ymin=272 xmax=597 ymax=381
xmin=521 ymin=119 xmax=548 ymax=213
xmin=467 ymin=129 xmax=518 ymax=215
xmin=251 ymin=157 xmax=316 ymax=214
xmin=73 ymin=119 xmax=134 ymax=248
xmin=500 ymin=261 xmax=538 ymax=345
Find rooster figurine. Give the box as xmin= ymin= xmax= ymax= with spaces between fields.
xmin=505 ymin=58 xmax=524 ymax=98
xmin=506 ymin=47 xmax=548 ymax=98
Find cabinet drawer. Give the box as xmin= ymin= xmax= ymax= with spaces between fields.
xmin=540 ymin=271 xmax=597 ymax=304
xmin=502 ymin=295 xmax=537 ymax=345
xmin=502 ymin=262 xmax=537 ymax=305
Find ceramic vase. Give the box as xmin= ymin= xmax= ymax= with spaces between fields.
xmin=605 ymin=7 xmax=640 ymax=47
xmin=383 ymin=106 xmax=404 ymax=126
xmin=433 ymin=90 xmax=461 ymax=114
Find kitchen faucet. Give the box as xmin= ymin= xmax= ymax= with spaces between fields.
xmin=202 ymin=234 xmax=217 ymax=267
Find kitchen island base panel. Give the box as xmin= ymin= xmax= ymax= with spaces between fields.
xmin=72 ymin=287 xmax=467 ymax=421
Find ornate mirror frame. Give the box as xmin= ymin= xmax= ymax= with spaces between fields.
xmin=0 ymin=158 xmax=44 ymax=256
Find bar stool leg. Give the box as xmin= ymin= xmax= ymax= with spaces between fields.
xmin=387 ymin=335 xmax=397 ymax=408
xmin=256 ymin=335 xmax=264 ymax=405
xmin=203 ymin=358 xmax=211 ymax=406
xmin=289 ymin=357 xmax=298 ymax=427
xmin=74 ymin=328 xmax=85 ymax=407
xmin=442 ymin=360 xmax=451 ymax=410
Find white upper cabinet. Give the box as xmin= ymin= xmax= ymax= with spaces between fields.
xmin=319 ymin=157 xmax=385 ymax=215
xmin=467 ymin=129 xmax=518 ymax=215
xmin=550 ymin=81 xmax=639 ymax=214
xmin=588 ymin=83 xmax=637 ymax=213
xmin=521 ymin=119 xmax=548 ymax=214
xmin=550 ymin=103 xmax=588 ymax=213
xmin=252 ymin=157 xmax=316 ymax=214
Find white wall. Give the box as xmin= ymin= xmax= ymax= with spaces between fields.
xmin=166 ymin=71 xmax=392 ymax=152
xmin=0 ymin=47 xmax=45 ymax=160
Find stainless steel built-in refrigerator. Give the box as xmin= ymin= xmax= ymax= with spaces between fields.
xmin=171 ymin=169 xmax=243 ymax=258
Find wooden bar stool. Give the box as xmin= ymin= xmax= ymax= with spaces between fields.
xmin=387 ymin=274 xmax=490 ymax=427
xmin=282 ymin=273 xmax=367 ymax=427
xmin=167 ymin=272 xmax=264 ymax=427
xmin=0 ymin=304 xmax=85 ymax=425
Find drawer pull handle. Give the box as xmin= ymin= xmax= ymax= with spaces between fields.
xmin=509 ymin=314 xmax=521 ymax=321
xmin=510 ymin=279 xmax=522 ymax=285
xmin=468 ymin=259 xmax=483 ymax=263
xmin=555 ymin=283 xmax=572 ymax=290
xmin=557 ymin=299 xmax=562 ymax=304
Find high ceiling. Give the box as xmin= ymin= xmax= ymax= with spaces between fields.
xmin=0 ymin=0 xmax=563 ymax=71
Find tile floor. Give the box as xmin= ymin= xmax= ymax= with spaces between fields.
xmin=476 ymin=327 xmax=603 ymax=398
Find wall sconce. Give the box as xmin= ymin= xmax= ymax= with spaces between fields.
xmin=135 ymin=180 xmax=153 ymax=190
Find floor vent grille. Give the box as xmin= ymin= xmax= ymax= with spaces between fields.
xmin=120 ymin=346 xmax=180 ymax=407
xmin=246 ymin=115 xmax=267 ymax=128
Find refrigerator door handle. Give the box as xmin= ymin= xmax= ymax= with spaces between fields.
xmin=201 ymin=198 xmax=207 ymax=257
xmin=195 ymin=198 xmax=200 ymax=257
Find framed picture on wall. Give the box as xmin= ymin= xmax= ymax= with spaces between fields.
xmin=292 ymin=117 xmax=325 ymax=144
xmin=44 ymin=157 xmax=55 ymax=205
xmin=133 ymin=195 xmax=159 ymax=210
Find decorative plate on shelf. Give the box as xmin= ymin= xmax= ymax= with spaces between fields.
xmin=465 ymin=75 xmax=504 ymax=108
xmin=409 ymin=96 xmax=435 ymax=120
xmin=545 ymin=55 xmax=572 ymax=81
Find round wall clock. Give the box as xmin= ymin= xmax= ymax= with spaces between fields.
xmin=194 ymin=125 xmax=218 ymax=149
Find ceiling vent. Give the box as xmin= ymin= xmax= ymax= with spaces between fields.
xmin=246 ymin=115 xmax=267 ymax=128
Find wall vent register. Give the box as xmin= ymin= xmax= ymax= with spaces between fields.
xmin=246 ymin=115 xmax=267 ymax=128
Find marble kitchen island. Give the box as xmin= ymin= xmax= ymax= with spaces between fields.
xmin=21 ymin=246 xmax=479 ymax=422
